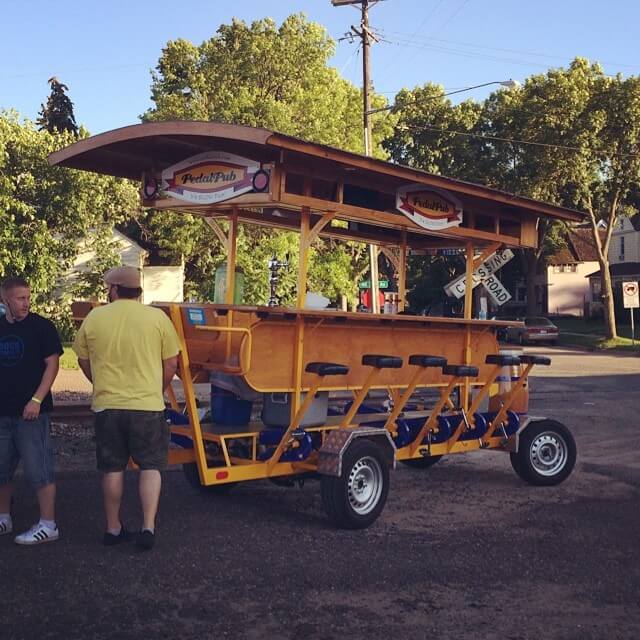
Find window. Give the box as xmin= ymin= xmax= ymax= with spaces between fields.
xmin=620 ymin=236 xmax=625 ymax=258
xmin=553 ymin=265 xmax=562 ymax=273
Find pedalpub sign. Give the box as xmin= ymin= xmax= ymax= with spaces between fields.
xmin=160 ymin=151 xmax=267 ymax=204
xmin=396 ymin=185 xmax=463 ymax=232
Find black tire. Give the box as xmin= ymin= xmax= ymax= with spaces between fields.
xmin=182 ymin=463 xmax=236 ymax=494
xmin=321 ymin=439 xmax=390 ymax=529
xmin=510 ymin=419 xmax=576 ymax=486
xmin=401 ymin=455 xmax=443 ymax=469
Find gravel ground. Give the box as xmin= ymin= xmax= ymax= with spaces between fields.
xmin=3 ymin=346 xmax=639 ymax=640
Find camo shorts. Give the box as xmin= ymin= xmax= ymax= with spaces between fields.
xmin=94 ymin=410 xmax=170 ymax=472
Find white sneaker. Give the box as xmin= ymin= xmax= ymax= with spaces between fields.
xmin=14 ymin=522 xmax=59 ymax=545
xmin=0 ymin=518 xmax=12 ymax=535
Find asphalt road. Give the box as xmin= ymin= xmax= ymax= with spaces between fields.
xmin=2 ymin=347 xmax=639 ymax=640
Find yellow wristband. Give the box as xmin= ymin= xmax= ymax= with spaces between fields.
xmin=31 ymin=396 xmax=42 ymax=405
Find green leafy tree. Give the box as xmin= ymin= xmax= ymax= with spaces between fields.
xmin=140 ymin=14 xmax=393 ymax=303
xmin=0 ymin=111 xmax=138 ymax=333
xmin=36 ymin=77 xmax=79 ymax=136
xmin=475 ymin=59 xmax=640 ymax=335
xmin=384 ymin=61 xmax=640 ymax=334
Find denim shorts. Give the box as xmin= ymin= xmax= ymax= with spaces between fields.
xmin=94 ymin=410 xmax=170 ymax=472
xmin=0 ymin=414 xmax=55 ymax=489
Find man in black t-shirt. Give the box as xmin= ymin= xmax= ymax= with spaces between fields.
xmin=0 ymin=277 xmax=63 ymax=545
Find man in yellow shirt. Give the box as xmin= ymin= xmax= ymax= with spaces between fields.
xmin=73 ymin=266 xmax=180 ymax=550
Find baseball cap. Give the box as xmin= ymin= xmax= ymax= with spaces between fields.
xmin=104 ymin=266 xmax=142 ymax=288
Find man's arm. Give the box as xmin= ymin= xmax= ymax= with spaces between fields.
xmin=162 ymin=356 xmax=178 ymax=391
xmin=78 ymin=357 xmax=93 ymax=383
xmin=23 ymin=354 xmax=60 ymax=421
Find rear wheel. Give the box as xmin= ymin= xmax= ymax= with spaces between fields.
xmin=182 ymin=463 xmax=236 ymax=494
xmin=510 ymin=420 xmax=576 ymax=486
xmin=401 ymin=455 xmax=443 ymax=469
xmin=321 ymin=439 xmax=390 ymax=529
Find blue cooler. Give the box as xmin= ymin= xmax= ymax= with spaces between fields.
xmin=211 ymin=385 xmax=252 ymax=426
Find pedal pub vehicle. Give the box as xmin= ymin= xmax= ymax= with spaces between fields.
xmin=50 ymin=122 xmax=580 ymax=529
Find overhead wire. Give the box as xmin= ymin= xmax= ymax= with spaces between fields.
xmin=395 ymin=122 xmax=639 ymax=159
xmin=384 ymin=30 xmax=640 ymax=71
xmin=375 ymin=0 xmax=447 ymax=83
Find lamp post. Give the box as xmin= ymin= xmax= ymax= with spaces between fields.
xmin=366 ymin=79 xmax=519 ymax=116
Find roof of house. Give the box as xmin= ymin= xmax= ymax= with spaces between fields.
xmin=548 ymin=228 xmax=600 ymax=264
xmin=585 ymin=261 xmax=640 ymax=279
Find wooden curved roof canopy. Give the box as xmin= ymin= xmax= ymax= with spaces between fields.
xmin=49 ymin=121 xmax=585 ymax=249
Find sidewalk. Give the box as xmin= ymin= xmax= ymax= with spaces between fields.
xmin=52 ymin=369 xmax=210 ymax=403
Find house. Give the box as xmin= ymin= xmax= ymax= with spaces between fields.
xmin=610 ymin=215 xmax=640 ymax=265
xmin=66 ymin=229 xmax=184 ymax=304
xmin=585 ymin=214 xmax=640 ymax=311
xmin=539 ymin=228 xmax=600 ymax=316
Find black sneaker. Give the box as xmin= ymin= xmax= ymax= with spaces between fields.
xmin=103 ymin=527 xmax=134 ymax=546
xmin=136 ymin=529 xmax=155 ymax=551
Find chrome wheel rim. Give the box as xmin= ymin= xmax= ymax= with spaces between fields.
xmin=347 ymin=456 xmax=383 ymax=515
xmin=529 ymin=431 xmax=568 ymax=476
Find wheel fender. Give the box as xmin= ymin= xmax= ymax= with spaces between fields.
xmin=318 ymin=427 xmax=396 ymax=477
xmin=511 ymin=415 xmax=548 ymax=452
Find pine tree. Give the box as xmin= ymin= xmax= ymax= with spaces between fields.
xmin=37 ymin=77 xmax=79 ymax=136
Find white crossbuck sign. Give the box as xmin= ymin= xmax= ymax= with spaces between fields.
xmin=444 ymin=249 xmax=514 ymax=305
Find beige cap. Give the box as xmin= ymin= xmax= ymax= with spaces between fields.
xmin=104 ymin=266 xmax=142 ymax=288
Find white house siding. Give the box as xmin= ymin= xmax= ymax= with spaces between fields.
xmin=546 ymin=261 xmax=598 ymax=316
xmin=610 ymin=218 xmax=640 ymax=264
xmin=64 ymin=230 xmax=184 ymax=303
xmin=142 ymin=266 xmax=184 ymax=304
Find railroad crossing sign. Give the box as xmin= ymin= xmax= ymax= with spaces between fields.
xmin=622 ymin=281 xmax=639 ymax=309
xmin=444 ymin=250 xmax=514 ymax=306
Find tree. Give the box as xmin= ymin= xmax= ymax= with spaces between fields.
xmin=37 ymin=77 xmax=79 ymax=136
xmin=384 ymin=61 xmax=640 ymax=334
xmin=0 ymin=111 xmax=138 ymax=334
xmin=140 ymin=14 xmax=392 ymax=304
xmin=476 ymin=59 xmax=640 ymax=336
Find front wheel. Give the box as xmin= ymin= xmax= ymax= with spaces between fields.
xmin=321 ymin=439 xmax=390 ymax=529
xmin=510 ymin=420 xmax=576 ymax=486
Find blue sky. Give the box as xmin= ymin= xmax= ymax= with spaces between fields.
xmin=2 ymin=0 xmax=639 ymax=134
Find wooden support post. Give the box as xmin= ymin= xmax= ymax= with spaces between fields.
xmin=399 ymin=230 xmax=407 ymax=312
xmin=463 ymin=242 xmax=474 ymax=411
xmin=225 ymin=209 xmax=238 ymax=304
xmin=225 ymin=209 xmax=239 ymax=362
xmin=297 ymin=207 xmax=311 ymax=309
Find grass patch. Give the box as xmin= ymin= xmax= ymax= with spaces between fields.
xmin=554 ymin=317 xmax=640 ymax=351
xmin=60 ymin=346 xmax=79 ymax=370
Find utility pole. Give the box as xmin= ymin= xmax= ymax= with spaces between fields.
xmin=333 ymin=0 xmax=383 ymax=311
xmin=361 ymin=0 xmax=373 ymax=156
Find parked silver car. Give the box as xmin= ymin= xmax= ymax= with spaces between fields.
xmin=504 ymin=316 xmax=559 ymax=345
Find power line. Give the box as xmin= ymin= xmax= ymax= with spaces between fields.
xmin=396 ymin=122 xmax=640 ymax=158
xmin=430 ymin=0 xmax=470 ymax=34
xmin=382 ymin=37 xmax=551 ymax=69
xmin=384 ymin=30 xmax=640 ymax=71
xmin=376 ymin=0 xmax=446 ymax=83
